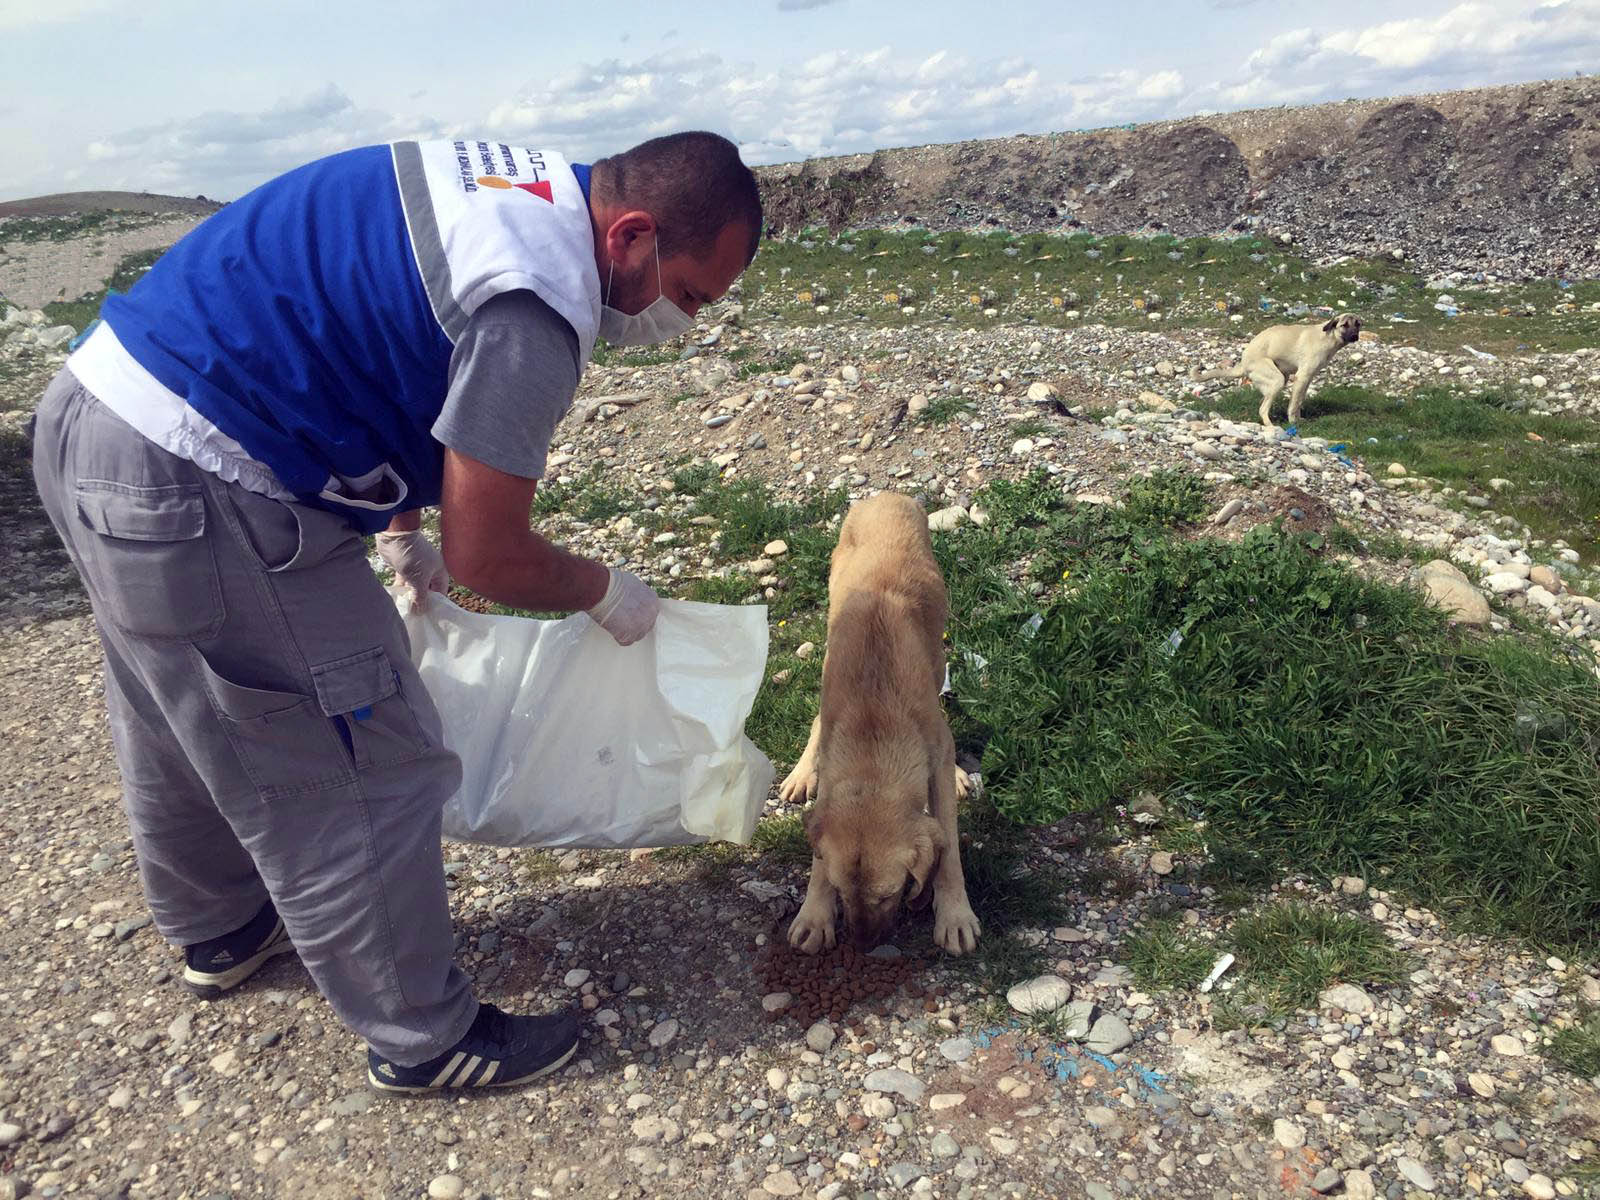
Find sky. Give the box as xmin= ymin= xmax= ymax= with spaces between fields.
xmin=2 ymin=0 xmax=1598 ymax=203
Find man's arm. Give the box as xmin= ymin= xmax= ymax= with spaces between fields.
xmin=437 ymin=447 xmax=610 ymax=613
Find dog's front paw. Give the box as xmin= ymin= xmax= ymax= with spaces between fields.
xmin=933 ymin=900 xmax=981 ymax=956
xmin=788 ymin=903 xmax=837 ymax=955
xmin=953 ymin=766 xmax=974 ymax=801
xmin=777 ymin=765 xmax=816 ymax=807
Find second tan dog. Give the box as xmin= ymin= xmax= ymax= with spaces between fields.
xmin=777 ymin=492 xmax=981 ymax=956
xmin=1192 ymin=313 xmax=1363 ymax=429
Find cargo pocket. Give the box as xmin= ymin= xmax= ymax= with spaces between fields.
xmin=312 ymin=648 xmax=431 ymax=771
xmin=75 ymin=481 xmax=224 ymax=642
xmin=196 ymin=655 xmax=357 ymax=802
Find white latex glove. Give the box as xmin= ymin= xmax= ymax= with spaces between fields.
xmin=587 ymin=567 xmax=661 ymax=646
xmin=376 ymin=530 xmax=450 ymax=612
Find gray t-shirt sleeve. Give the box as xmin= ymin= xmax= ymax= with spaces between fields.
xmin=431 ymin=289 xmax=581 ymax=480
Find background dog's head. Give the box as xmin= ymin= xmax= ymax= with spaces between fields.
xmin=1323 ymin=313 xmax=1363 ymax=344
xmin=804 ymin=766 xmax=943 ymax=951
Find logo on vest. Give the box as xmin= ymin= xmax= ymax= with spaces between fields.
xmin=457 ymin=140 xmax=555 ymax=202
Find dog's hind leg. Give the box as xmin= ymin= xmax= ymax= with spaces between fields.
xmin=1251 ymin=363 xmax=1287 ymax=429
xmin=929 ymin=724 xmax=981 ymax=955
xmin=1286 ymin=373 xmax=1314 ymax=426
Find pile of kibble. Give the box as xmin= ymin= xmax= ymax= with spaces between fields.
xmin=755 ymin=941 xmax=946 ymax=1028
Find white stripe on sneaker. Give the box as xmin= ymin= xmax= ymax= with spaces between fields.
xmin=478 ymin=1060 xmax=499 ymax=1085
xmin=449 ymin=1055 xmax=483 ymax=1087
xmin=427 ymin=1052 xmax=466 ymax=1089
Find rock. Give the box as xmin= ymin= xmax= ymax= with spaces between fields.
xmin=1343 ymin=1169 xmax=1377 ymax=1200
xmin=168 ymin=1011 xmax=194 ymax=1046
xmin=1310 ymin=1167 xmax=1342 ymax=1194
xmin=805 ymin=1021 xmax=836 ymax=1053
xmin=1084 ymin=1106 xmax=1119 ymax=1128
xmin=1491 ymin=1033 xmax=1525 ymax=1056
xmin=863 ymin=1068 xmax=925 ymax=1103
xmin=114 ymin=915 xmax=152 ymax=941
xmin=1523 ymin=1175 xmax=1556 ymax=1199
xmin=564 ymin=968 xmax=591 ymax=987
xmin=210 ymin=1049 xmax=241 ymax=1078
xmin=1318 ymin=983 xmax=1375 ymax=1015
xmin=1006 ymin=975 xmax=1073 ymax=1014
xmin=1529 ymin=565 xmax=1561 ymax=591
xmin=648 ymin=1019 xmax=679 ymax=1048
xmin=1155 ymin=360 xmax=1176 ymax=377
xmin=765 ymin=1067 xmax=789 ymax=1091
xmin=1026 ymin=382 xmax=1058 ymax=405
xmin=0 ymin=1123 xmax=21 ymax=1148
xmin=1011 ymin=437 xmax=1035 ymax=456
xmin=931 ymin=1132 xmax=961 ymax=1158
xmin=1468 ymin=1072 xmax=1496 ymax=1098
xmin=1387 ymin=463 xmax=1408 ymax=477
xmin=1419 ymin=560 xmax=1493 ymax=625
xmin=927 ymin=505 xmax=969 ymax=532
xmin=762 ymin=1172 xmax=802 ymax=1197
xmin=937 ymin=1037 xmax=973 ymax=1062
xmin=107 ymin=1085 xmax=133 ymax=1109
xmin=928 ymin=1093 xmax=966 ymax=1112
xmin=862 ymin=1094 xmax=897 ymax=1119
xmin=1149 ymin=851 xmax=1174 ymax=875
xmin=764 ymin=539 xmax=789 ymax=557
xmin=427 ymin=1176 xmax=465 ymax=1200
xmin=37 ymin=324 xmax=78 ymax=349
xmin=1485 ymin=572 xmax=1530 ymax=595
xmin=989 ymin=1135 xmax=1019 ymax=1156
xmin=331 ymin=1090 xmax=374 ymax=1116
xmin=1531 ymin=374 xmax=1549 ymax=389
xmin=1211 ymin=498 xmax=1245 ymax=526
xmin=1505 ymin=1160 xmax=1532 ymax=1185
xmin=1086 ymin=1013 xmax=1134 ymax=1055
xmin=794 ymin=643 xmax=816 ymax=661
xmin=704 ymin=413 xmax=734 ymax=429
xmin=632 ymin=1115 xmax=681 ymax=1144
xmin=1396 ymin=1157 xmax=1437 ymax=1192
xmin=1057 ymin=999 xmax=1095 ymax=1040
xmin=1273 ymin=1119 xmax=1306 ymax=1150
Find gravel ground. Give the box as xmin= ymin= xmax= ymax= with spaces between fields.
xmin=2 ymin=228 xmax=1599 ymax=1200
xmin=0 ymin=216 xmax=204 ymax=310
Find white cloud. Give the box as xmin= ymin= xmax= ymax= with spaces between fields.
xmin=69 ymin=84 xmax=444 ymax=200
xmin=39 ymin=0 xmax=1600 ymax=201
xmin=0 ymin=0 xmax=115 ymax=30
xmin=1216 ymin=0 xmax=1600 ymax=106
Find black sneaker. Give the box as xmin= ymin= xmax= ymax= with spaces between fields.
xmin=182 ymin=899 xmax=295 ymax=999
xmin=367 ymin=1003 xmax=580 ymax=1094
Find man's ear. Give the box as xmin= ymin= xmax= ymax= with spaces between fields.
xmin=604 ymin=211 xmax=658 ymax=270
xmin=1322 ymin=318 xmax=1338 ymax=332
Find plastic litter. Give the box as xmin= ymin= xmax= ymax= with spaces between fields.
xmin=1158 ymin=629 xmax=1184 ymax=658
xmin=1198 ymin=953 xmax=1236 ymax=993
xmin=1022 ymin=613 xmax=1044 ymax=638
xmin=396 ymin=591 xmax=772 ymax=849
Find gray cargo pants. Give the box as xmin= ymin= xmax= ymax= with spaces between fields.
xmin=31 ymin=371 xmax=477 ymax=1065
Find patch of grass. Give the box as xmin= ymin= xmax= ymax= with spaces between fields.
xmin=751 ymin=812 xmax=811 ymax=866
xmin=681 ymin=573 xmax=757 ymax=605
xmin=1547 ymin=1007 xmax=1600 ymax=1078
xmin=531 ymin=467 xmax=629 ymax=521
xmin=1209 ymin=383 xmax=1600 ymax=561
xmin=1224 ymin=902 xmax=1408 ymax=1016
xmin=1124 ymin=469 xmax=1212 ymax=526
xmin=914 ymin=394 xmax=972 ymax=426
xmin=931 ymin=468 xmax=1600 ymax=945
xmin=519 ymin=851 xmax=562 ymax=884
xmin=1124 ymin=916 xmax=1216 ymax=992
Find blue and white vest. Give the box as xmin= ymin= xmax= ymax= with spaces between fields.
xmin=67 ymin=140 xmax=602 ymax=533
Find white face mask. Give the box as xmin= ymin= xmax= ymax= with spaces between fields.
xmin=598 ymin=241 xmax=694 ymax=346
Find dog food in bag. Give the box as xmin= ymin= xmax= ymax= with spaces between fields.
xmin=395 ymin=592 xmax=774 ymax=849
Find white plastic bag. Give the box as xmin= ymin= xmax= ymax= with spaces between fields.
xmin=395 ymin=592 xmax=774 ymax=849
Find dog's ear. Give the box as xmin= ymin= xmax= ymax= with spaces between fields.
xmin=1322 ymin=318 xmax=1338 ymax=332
xmin=902 ymin=815 xmax=943 ymax=906
xmin=802 ymin=804 xmax=827 ymax=850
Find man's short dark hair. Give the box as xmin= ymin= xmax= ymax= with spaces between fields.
xmin=593 ymin=131 xmax=762 ymax=265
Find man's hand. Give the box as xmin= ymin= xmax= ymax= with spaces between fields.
xmin=587 ymin=567 xmax=661 ymax=646
xmin=376 ymin=529 xmax=450 ymax=612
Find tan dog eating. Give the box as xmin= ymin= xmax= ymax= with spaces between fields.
xmin=1191 ymin=313 xmax=1363 ymax=429
xmin=778 ymin=492 xmax=981 ymax=956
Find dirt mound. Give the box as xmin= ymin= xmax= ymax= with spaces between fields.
xmin=756 ymin=76 xmax=1600 ymax=278
xmin=0 ymin=191 xmax=222 ymax=219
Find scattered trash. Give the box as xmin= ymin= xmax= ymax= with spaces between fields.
xmin=1022 ymin=614 xmax=1044 ymax=638
xmin=1198 ymin=953 xmax=1236 ymax=994
xmin=1158 ymin=629 xmax=1184 ymax=658
xmin=1461 ymin=345 xmax=1498 ymax=361
xmin=1388 ymin=313 xmax=1419 ymax=323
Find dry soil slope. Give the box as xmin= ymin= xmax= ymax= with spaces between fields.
xmin=0 ymin=191 xmax=222 ymax=219
xmin=756 ymin=76 xmax=1600 ymax=278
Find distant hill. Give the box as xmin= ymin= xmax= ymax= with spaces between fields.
xmin=0 ymin=191 xmax=223 ymax=219
xmin=755 ymin=76 xmax=1600 ymax=278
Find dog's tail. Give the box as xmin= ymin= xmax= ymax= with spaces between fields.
xmin=1190 ymin=362 xmax=1244 ymax=382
